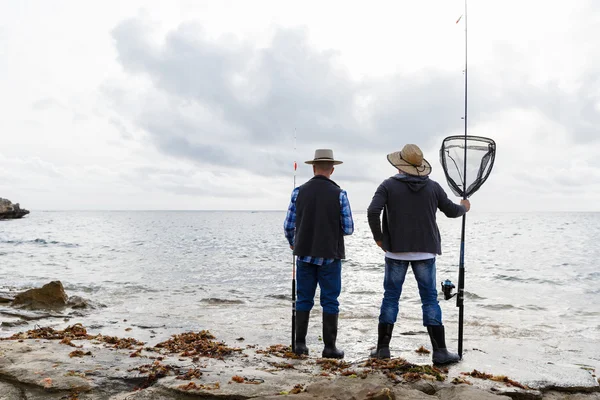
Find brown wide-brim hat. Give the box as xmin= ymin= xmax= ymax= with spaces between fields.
xmin=387 ymin=144 xmax=432 ymax=176
xmin=305 ymin=149 xmax=343 ymax=165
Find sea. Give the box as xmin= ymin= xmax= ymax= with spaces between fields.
xmin=1 ymin=211 xmax=599 ymax=375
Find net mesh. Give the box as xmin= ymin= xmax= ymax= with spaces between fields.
xmin=439 ymin=135 xmax=496 ymax=198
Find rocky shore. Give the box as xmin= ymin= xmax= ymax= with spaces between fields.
xmin=0 ymin=198 xmax=29 ymax=219
xmin=0 ymin=323 xmax=598 ymax=400
xmin=0 ymin=282 xmax=598 ymax=399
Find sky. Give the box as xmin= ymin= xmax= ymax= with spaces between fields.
xmin=1 ymin=0 xmax=599 ymax=212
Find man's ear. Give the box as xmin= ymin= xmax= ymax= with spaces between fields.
xmin=331 ymin=167 xmax=335 ymax=175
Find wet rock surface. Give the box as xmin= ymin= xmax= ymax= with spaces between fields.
xmin=0 ymin=324 xmax=598 ymax=400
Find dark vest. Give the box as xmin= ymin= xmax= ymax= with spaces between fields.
xmin=293 ymin=175 xmax=345 ymax=259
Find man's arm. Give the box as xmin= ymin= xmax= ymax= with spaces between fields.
xmin=283 ymin=187 xmax=299 ymax=248
xmin=436 ymin=182 xmax=468 ymax=218
xmin=367 ymin=183 xmax=387 ymax=243
xmin=339 ymin=190 xmax=354 ymax=236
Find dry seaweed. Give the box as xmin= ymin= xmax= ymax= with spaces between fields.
xmin=68 ymin=350 xmax=92 ymax=358
xmin=255 ymin=344 xmax=307 ymax=360
xmin=415 ymin=346 xmax=431 ymax=354
xmin=130 ymin=361 xmax=177 ymax=389
xmin=461 ymin=369 xmax=528 ymax=389
xmin=178 ymin=381 xmax=220 ymax=391
xmin=316 ymin=358 xmax=351 ymax=373
xmin=269 ymin=361 xmax=296 ymax=370
xmin=153 ymin=330 xmax=241 ymax=359
xmin=1 ymin=323 xmax=145 ymax=350
xmin=452 ymin=376 xmax=473 ymax=385
xmin=290 ymin=383 xmax=305 ymax=394
xmin=96 ymin=335 xmax=144 ymax=349
xmin=175 ymin=368 xmax=203 ymax=380
xmin=362 ymin=358 xmax=446 ymax=382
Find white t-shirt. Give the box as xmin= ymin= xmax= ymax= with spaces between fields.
xmin=385 ymin=251 xmax=436 ymax=261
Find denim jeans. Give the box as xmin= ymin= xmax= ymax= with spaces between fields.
xmin=379 ymin=257 xmax=442 ymax=326
xmin=296 ymin=259 xmax=342 ymax=314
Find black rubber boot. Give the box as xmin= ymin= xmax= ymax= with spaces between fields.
xmin=427 ymin=325 xmax=460 ymax=365
xmin=294 ymin=311 xmax=310 ymax=355
xmin=321 ymin=312 xmax=344 ymax=359
xmin=369 ymin=323 xmax=394 ymax=359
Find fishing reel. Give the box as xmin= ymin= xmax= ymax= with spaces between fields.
xmin=441 ymin=279 xmax=456 ymax=300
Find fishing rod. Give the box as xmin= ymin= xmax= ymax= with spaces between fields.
xmin=440 ymin=0 xmax=497 ymax=361
xmin=457 ymin=0 xmax=468 ymax=359
xmin=291 ymin=129 xmax=297 ymax=352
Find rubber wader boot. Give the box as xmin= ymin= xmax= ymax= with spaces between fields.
xmin=321 ymin=312 xmax=344 ymax=359
xmin=369 ymin=323 xmax=394 ymax=359
xmin=427 ymin=325 xmax=460 ymax=365
xmin=294 ymin=310 xmax=310 ymax=355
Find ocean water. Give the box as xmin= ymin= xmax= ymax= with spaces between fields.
xmin=1 ymin=211 xmax=599 ymax=373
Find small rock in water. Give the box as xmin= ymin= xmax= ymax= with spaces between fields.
xmin=0 ymin=292 xmax=16 ymax=303
xmin=67 ymin=295 xmax=91 ymax=309
xmin=1 ymin=320 xmax=28 ymax=327
xmin=12 ymin=281 xmax=68 ymax=310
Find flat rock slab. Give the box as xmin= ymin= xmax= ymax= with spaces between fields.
xmin=0 ymin=381 xmax=22 ymax=400
xmin=0 ymin=339 xmax=152 ymax=395
xmin=447 ymin=338 xmax=600 ymax=392
xmin=1 ymin=338 xmax=599 ymax=400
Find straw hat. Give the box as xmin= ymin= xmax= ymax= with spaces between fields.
xmin=387 ymin=144 xmax=432 ymax=176
xmin=305 ymin=149 xmax=343 ymax=165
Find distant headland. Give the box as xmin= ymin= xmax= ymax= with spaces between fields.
xmin=0 ymin=198 xmax=30 ymax=219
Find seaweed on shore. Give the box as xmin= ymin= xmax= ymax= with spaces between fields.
xmin=1 ymin=323 xmax=145 ymax=350
xmin=362 ymin=358 xmax=447 ymax=382
xmin=316 ymin=358 xmax=351 ymax=373
xmin=269 ymin=361 xmax=296 ymax=369
xmin=178 ymin=381 xmax=220 ymax=391
xmin=152 ymin=330 xmax=241 ymax=359
xmin=68 ymin=350 xmax=92 ymax=358
xmin=255 ymin=344 xmax=307 ymax=360
xmin=130 ymin=361 xmax=178 ymax=389
xmin=452 ymin=376 xmax=473 ymax=385
xmin=461 ymin=369 xmax=529 ymax=389
xmin=175 ymin=368 xmax=203 ymax=380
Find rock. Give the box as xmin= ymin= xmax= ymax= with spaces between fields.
xmin=0 ymin=291 xmax=16 ymax=303
xmin=542 ymin=392 xmax=600 ymax=399
xmin=0 ymin=197 xmax=29 ymax=219
xmin=0 ymin=331 xmax=597 ymax=400
xmin=1 ymin=319 xmax=28 ymax=327
xmin=299 ymin=376 xmax=434 ymax=400
xmin=0 ymin=309 xmax=66 ymax=320
xmin=436 ymin=386 xmax=512 ymax=399
xmin=12 ymin=281 xmax=68 ymax=309
xmin=0 ymin=381 xmax=22 ymax=400
xmin=67 ymin=295 xmax=91 ymax=309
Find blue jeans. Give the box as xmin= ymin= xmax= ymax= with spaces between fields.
xmin=296 ymin=259 xmax=342 ymax=314
xmin=379 ymin=257 xmax=442 ymax=326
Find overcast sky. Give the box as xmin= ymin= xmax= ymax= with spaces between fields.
xmin=1 ymin=0 xmax=599 ymax=211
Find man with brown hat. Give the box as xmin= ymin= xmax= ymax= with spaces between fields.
xmin=367 ymin=144 xmax=470 ymax=365
xmin=284 ymin=149 xmax=354 ymax=359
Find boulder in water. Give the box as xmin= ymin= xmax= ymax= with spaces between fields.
xmin=12 ymin=281 xmax=68 ymax=309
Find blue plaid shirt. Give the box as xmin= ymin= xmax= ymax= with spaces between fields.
xmin=284 ymin=186 xmax=354 ymax=265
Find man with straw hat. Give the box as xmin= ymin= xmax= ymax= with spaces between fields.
xmin=284 ymin=149 xmax=354 ymax=359
xmin=367 ymin=144 xmax=470 ymax=365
